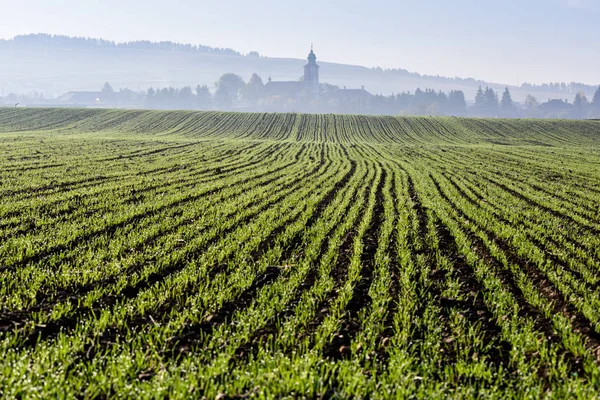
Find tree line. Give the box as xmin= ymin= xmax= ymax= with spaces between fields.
xmin=1 ymin=34 xmax=247 ymax=57
xmin=370 ymin=85 xmax=600 ymax=118
xmin=520 ymin=81 xmax=597 ymax=96
xmin=80 ymin=78 xmax=600 ymax=118
xmin=4 ymin=74 xmax=600 ymax=119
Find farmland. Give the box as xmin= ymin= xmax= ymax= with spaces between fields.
xmin=1 ymin=108 xmax=600 ymax=398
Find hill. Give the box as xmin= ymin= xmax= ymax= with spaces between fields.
xmin=1 ymin=34 xmax=596 ymax=102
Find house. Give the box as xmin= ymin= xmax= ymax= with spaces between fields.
xmin=57 ymin=91 xmax=102 ymax=106
xmin=538 ymin=99 xmax=573 ymax=118
xmin=334 ymin=86 xmax=373 ymax=103
xmin=57 ymin=89 xmax=143 ymax=108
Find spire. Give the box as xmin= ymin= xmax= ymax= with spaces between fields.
xmin=307 ymin=44 xmax=317 ymax=63
xmin=303 ymin=44 xmax=320 ymax=96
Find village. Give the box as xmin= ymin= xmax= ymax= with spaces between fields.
xmin=2 ymin=47 xmax=599 ymax=118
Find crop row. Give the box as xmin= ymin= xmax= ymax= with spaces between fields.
xmin=1 ymin=110 xmax=600 ymax=397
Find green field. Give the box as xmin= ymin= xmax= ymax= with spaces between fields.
xmin=2 ymin=108 xmax=600 ymax=398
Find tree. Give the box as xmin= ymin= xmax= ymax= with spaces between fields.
xmin=195 ymin=85 xmax=212 ymax=109
xmin=396 ymin=91 xmax=413 ymax=110
xmin=447 ymin=90 xmax=467 ymax=116
xmin=101 ymin=82 xmax=114 ymax=94
xmin=500 ymin=87 xmax=517 ymax=117
xmin=574 ymin=91 xmax=589 ymax=108
xmin=591 ymin=87 xmax=600 ymax=118
xmin=214 ymin=73 xmax=245 ymax=108
xmin=523 ymin=94 xmax=541 ymax=118
xmin=413 ymin=88 xmax=438 ymax=113
xmin=100 ymin=82 xmax=115 ymax=104
xmin=573 ymin=91 xmax=589 ymax=119
xmin=244 ymin=73 xmax=264 ymax=102
xmin=471 ymin=86 xmax=487 ymax=116
xmin=592 ymin=87 xmax=600 ymax=107
xmin=152 ymin=87 xmax=176 ymax=109
xmin=474 ymin=86 xmax=485 ymax=107
xmin=436 ymin=90 xmax=448 ymax=115
xmin=472 ymin=86 xmax=498 ymax=117
xmin=178 ymin=86 xmax=195 ymax=109
xmin=145 ymin=87 xmax=156 ymax=108
xmin=525 ymin=94 xmax=539 ymax=110
xmin=484 ymin=87 xmax=499 ymax=117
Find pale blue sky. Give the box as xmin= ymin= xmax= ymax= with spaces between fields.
xmin=1 ymin=0 xmax=598 ymax=85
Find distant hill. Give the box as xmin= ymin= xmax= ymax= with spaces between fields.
xmin=0 ymin=34 xmax=597 ymax=102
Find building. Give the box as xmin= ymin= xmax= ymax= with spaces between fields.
xmin=57 ymin=91 xmax=102 ymax=106
xmin=333 ymin=86 xmax=373 ymax=113
xmin=57 ymin=89 xmax=143 ymax=108
xmin=263 ymin=46 xmax=321 ymax=99
xmin=263 ymin=46 xmax=371 ymax=111
xmin=539 ymin=99 xmax=573 ymax=117
xmin=304 ymin=46 xmax=320 ymax=96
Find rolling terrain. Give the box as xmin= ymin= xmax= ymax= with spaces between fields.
xmin=0 ymin=35 xmax=578 ymax=102
xmin=1 ymin=109 xmax=600 ymax=397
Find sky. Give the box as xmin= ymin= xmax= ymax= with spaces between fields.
xmin=0 ymin=0 xmax=598 ymax=85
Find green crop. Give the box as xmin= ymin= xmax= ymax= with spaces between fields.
xmin=1 ymin=108 xmax=600 ymax=398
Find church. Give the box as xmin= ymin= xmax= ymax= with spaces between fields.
xmin=263 ymin=46 xmax=321 ymax=99
xmin=261 ymin=46 xmax=373 ymax=113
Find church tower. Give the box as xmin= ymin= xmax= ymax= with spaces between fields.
xmin=304 ymin=45 xmax=320 ymax=96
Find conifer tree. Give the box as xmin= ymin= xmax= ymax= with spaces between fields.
xmin=590 ymin=87 xmax=600 ymax=118
xmin=471 ymin=86 xmax=486 ymax=116
xmin=474 ymin=86 xmax=485 ymax=107
xmin=484 ymin=87 xmax=499 ymax=116
xmin=592 ymin=87 xmax=600 ymax=108
xmin=100 ymin=81 xmax=115 ymax=104
xmin=500 ymin=87 xmax=517 ymax=117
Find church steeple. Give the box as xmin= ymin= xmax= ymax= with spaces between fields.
xmin=304 ymin=44 xmax=320 ymax=91
xmin=307 ymin=44 xmax=317 ymax=65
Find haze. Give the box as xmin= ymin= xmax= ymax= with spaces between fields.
xmin=1 ymin=0 xmax=599 ymax=85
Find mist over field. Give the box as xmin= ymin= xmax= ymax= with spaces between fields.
xmin=2 ymin=0 xmax=599 ymax=114
xmin=0 ymin=34 xmax=596 ymax=102
xmin=1 ymin=1 xmax=599 ymax=116
xmin=0 ymin=34 xmax=526 ymax=98
xmin=1 ymin=34 xmax=599 ymax=118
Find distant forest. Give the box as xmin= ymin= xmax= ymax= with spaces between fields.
xmin=0 ymin=33 xmax=247 ymax=57
xmin=16 ymin=76 xmax=593 ymax=119
xmin=2 ymin=34 xmax=597 ymax=96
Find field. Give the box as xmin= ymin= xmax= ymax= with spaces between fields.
xmin=2 ymin=108 xmax=600 ymax=398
